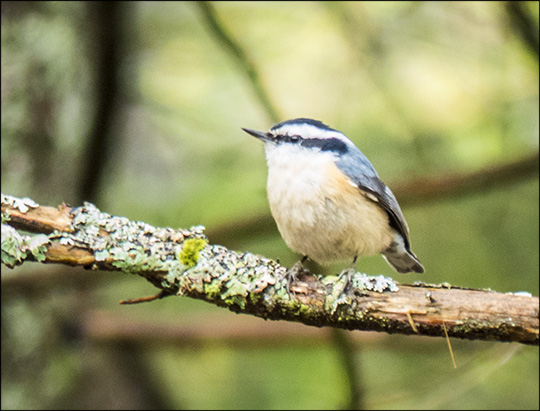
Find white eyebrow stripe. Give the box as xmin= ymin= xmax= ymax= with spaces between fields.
xmin=271 ymin=123 xmax=347 ymax=140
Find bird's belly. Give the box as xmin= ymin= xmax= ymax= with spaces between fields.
xmin=267 ymin=162 xmax=394 ymax=265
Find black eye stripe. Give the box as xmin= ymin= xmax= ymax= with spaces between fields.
xmin=273 ymin=135 xmax=348 ymax=154
xmin=275 ymin=135 xmax=300 ymax=144
xmin=301 ymin=138 xmax=348 ymax=154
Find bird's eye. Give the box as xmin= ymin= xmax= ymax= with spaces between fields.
xmin=290 ymin=135 xmax=300 ymax=142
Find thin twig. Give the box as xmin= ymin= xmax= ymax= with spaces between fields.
xmin=406 ymin=311 xmax=419 ymax=334
xmin=504 ymin=1 xmax=539 ymax=59
xmin=443 ymin=321 xmax=457 ymax=369
xmin=197 ymin=1 xmax=281 ymax=123
xmin=119 ymin=290 xmax=173 ymax=305
xmin=330 ymin=328 xmax=364 ymax=410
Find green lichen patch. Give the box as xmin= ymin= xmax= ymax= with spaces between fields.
xmin=28 ymin=234 xmax=49 ymax=262
xmin=2 ymin=212 xmax=11 ymax=224
xmin=178 ymin=238 xmax=208 ymax=268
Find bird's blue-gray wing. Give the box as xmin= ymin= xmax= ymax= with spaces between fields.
xmin=336 ymin=149 xmax=412 ymax=250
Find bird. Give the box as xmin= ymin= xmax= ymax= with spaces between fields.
xmin=242 ymin=118 xmax=424 ymax=291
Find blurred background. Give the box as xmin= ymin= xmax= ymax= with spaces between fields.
xmin=1 ymin=1 xmax=538 ymax=409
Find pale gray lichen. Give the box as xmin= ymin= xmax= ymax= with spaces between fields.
xmin=1 ymin=193 xmax=39 ymax=213
xmin=43 ymin=202 xmax=207 ymax=283
xmin=2 ymin=194 xmax=49 ymax=267
xmin=175 ymin=244 xmax=285 ymax=309
xmin=1 ymin=224 xmax=49 ymax=267
xmin=2 ymin=196 xmax=401 ymax=317
xmin=176 ymin=243 xmax=400 ymax=313
xmin=353 ymin=273 xmax=399 ymax=293
xmin=323 ymin=271 xmax=399 ymax=314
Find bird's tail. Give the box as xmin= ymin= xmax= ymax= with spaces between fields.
xmin=382 ymin=236 xmax=424 ymax=274
xmin=383 ymin=249 xmax=424 ymax=273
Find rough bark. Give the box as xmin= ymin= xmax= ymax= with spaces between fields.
xmin=2 ymin=194 xmax=538 ymax=345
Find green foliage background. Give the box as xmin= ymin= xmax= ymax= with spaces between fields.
xmin=1 ymin=2 xmax=538 ymax=409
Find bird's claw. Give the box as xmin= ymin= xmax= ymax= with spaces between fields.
xmin=337 ymin=268 xmax=356 ymax=297
xmin=285 ymin=261 xmax=305 ymax=297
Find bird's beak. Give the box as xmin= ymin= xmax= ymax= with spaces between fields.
xmin=242 ymin=128 xmax=272 ymax=142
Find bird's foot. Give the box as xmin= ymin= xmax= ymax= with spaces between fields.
xmin=337 ymin=267 xmax=356 ymax=296
xmin=284 ymin=260 xmax=306 ymax=297
xmin=325 ymin=268 xmax=356 ymax=314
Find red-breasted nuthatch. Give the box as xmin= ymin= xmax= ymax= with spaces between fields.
xmin=242 ymin=118 xmax=424 ymax=279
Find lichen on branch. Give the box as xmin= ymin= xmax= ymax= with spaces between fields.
xmin=1 ymin=193 xmax=538 ymax=345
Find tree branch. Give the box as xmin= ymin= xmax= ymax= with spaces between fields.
xmin=394 ymin=150 xmax=539 ymax=205
xmin=78 ymin=1 xmax=125 ymax=203
xmin=208 ymin=151 xmax=540 ymax=244
xmin=2 ymin=194 xmax=538 ymax=345
xmin=504 ymin=1 xmax=539 ymax=60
